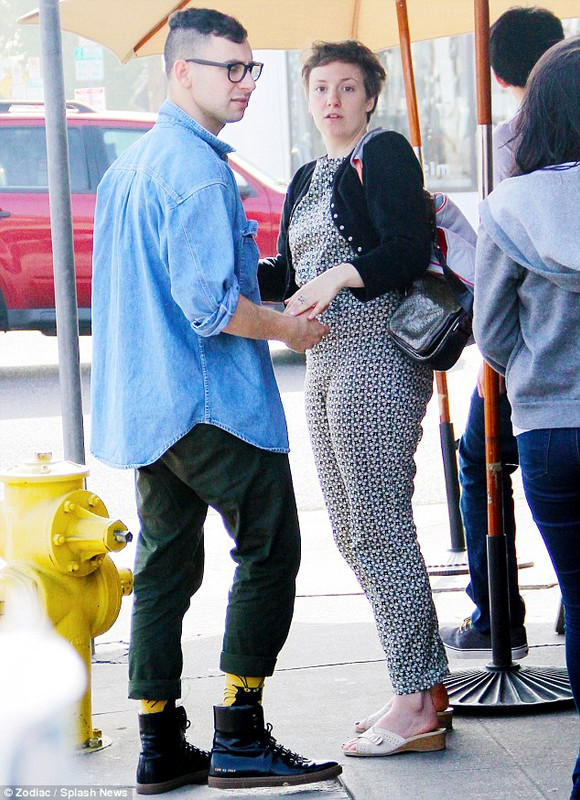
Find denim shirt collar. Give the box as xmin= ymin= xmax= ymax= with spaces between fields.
xmin=157 ymin=99 xmax=234 ymax=160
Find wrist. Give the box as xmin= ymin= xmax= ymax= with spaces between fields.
xmin=335 ymin=262 xmax=363 ymax=289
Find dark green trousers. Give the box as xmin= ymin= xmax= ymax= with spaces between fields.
xmin=128 ymin=423 xmax=301 ymax=700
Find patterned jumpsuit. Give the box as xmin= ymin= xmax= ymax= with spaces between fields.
xmin=288 ymin=156 xmax=448 ymax=694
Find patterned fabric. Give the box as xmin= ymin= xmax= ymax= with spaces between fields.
xmin=290 ymin=156 xmax=448 ymax=693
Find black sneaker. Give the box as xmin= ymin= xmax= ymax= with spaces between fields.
xmin=136 ymin=705 xmax=210 ymax=795
xmin=209 ymin=704 xmax=342 ymax=789
xmin=440 ymin=617 xmax=528 ymax=660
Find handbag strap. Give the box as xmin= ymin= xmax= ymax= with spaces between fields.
xmin=432 ymin=243 xmax=474 ymax=316
xmin=353 ymin=144 xmax=473 ymax=315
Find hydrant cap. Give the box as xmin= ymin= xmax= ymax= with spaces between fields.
xmin=0 ymin=453 xmax=89 ymax=484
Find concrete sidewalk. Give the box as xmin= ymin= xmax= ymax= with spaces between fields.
xmin=68 ymin=497 xmax=577 ymax=800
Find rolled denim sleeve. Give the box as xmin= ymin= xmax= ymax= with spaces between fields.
xmin=166 ymin=181 xmax=241 ymax=337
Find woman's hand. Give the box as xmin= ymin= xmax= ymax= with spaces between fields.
xmin=284 ymin=263 xmax=364 ymax=319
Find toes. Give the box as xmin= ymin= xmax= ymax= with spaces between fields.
xmin=341 ymin=736 xmax=360 ymax=752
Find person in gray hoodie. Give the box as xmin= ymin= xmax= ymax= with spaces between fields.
xmin=474 ymin=36 xmax=580 ymax=800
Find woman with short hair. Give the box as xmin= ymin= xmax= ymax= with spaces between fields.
xmin=259 ymin=39 xmax=450 ymax=757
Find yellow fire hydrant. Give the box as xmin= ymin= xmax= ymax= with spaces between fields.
xmin=0 ymin=452 xmax=133 ymax=750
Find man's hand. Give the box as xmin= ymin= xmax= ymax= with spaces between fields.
xmin=224 ymin=294 xmax=328 ymax=351
xmin=283 ymin=314 xmax=329 ymax=353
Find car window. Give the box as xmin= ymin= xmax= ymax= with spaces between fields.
xmin=102 ymin=129 xmax=148 ymax=167
xmin=233 ymin=170 xmax=249 ymax=192
xmin=232 ymin=168 xmax=257 ymax=200
xmin=0 ymin=126 xmax=90 ymax=193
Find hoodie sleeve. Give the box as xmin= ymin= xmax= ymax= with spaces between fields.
xmin=473 ymin=227 xmax=524 ymax=375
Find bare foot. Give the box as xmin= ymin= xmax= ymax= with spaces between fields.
xmin=431 ymin=682 xmax=449 ymax=713
xmin=354 ymin=682 xmax=450 ymax=732
xmin=343 ymin=690 xmax=440 ymax=752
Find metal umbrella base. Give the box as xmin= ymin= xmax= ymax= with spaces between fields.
xmin=427 ymin=549 xmax=471 ymax=577
xmin=427 ymin=554 xmax=534 ymax=578
xmin=444 ymin=663 xmax=573 ymax=711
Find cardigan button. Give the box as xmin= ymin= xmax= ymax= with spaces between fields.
xmin=357 ymin=247 xmax=363 ymax=252
xmin=333 ymin=213 xmax=338 ymax=218
xmin=339 ymin=225 xmax=345 ymax=230
xmin=348 ymin=236 xmax=353 ymax=241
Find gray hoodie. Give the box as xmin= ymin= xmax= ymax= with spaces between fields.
xmin=473 ymin=163 xmax=580 ymax=431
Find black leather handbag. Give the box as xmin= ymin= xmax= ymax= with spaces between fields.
xmin=388 ymin=245 xmax=474 ymax=371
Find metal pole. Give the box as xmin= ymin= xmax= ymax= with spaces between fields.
xmin=395 ymin=0 xmax=466 ymax=568
xmin=38 ymin=0 xmax=85 ymax=465
xmin=474 ymin=0 xmax=513 ymax=668
xmin=435 ymin=372 xmax=465 ymax=552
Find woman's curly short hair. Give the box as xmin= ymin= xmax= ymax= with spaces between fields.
xmin=302 ymin=40 xmax=386 ymax=121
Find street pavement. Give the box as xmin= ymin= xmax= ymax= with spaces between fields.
xmin=0 ymin=334 xmax=578 ymax=799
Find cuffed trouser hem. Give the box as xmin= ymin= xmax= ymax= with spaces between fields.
xmin=128 ymin=680 xmax=181 ymax=701
xmin=219 ymin=652 xmax=277 ymax=678
xmin=395 ymin=667 xmax=450 ymax=696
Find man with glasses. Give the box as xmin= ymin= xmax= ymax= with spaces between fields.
xmin=91 ymin=7 xmax=337 ymax=795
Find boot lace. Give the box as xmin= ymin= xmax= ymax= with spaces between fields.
xmin=263 ymin=723 xmax=309 ymax=766
xmin=180 ymin=714 xmax=211 ymax=759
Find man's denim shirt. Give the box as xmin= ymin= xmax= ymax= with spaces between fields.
xmin=90 ymin=100 xmax=288 ymax=468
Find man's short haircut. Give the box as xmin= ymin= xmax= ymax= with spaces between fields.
xmin=490 ymin=6 xmax=564 ymax=88
xmin=164 ymin=8 xmax=248 ymax=76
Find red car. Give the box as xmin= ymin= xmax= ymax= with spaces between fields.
xmin=0 ymin=101 xmax=286 ymax=334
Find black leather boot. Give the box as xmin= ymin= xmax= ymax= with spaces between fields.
xmin=136 ymin=704 xmax=210 ymax=794
xmin=208 ymin=704 xmax=342 ymax=789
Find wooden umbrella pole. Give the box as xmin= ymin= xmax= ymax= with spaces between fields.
xmin=475 ymin=0 xmax=512 ymax=667
xmin=134 ymin=0 xmax=188 ymax=55
xmin=396 ymin=0 xmax=465 ymax=558
xmin=395 ymin=0 xmax=421 ymax=156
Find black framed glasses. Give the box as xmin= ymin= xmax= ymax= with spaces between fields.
xmin=184 ymin=58 xmax=264 ymax=83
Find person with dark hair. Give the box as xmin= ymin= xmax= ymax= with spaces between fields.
xmin=490 ymin=5 xmax=564 ymax=183
xmin=91 ymin=6 xmax=341 ymax=794
xmin=440 ymin=5 xmax=563 ymax=659
xmin=260 ymin=39 xmax=450 ymax=758
xmin=474 ymin=36 xmax=580 ymax=800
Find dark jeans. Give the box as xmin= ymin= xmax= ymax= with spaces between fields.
xmin=458 ymin=388 xmax=525 ymax=632
xmin=128 ymin=423 xmax=301 ymax=700
xmin=518 ymin=428 xmax=580 ymax=799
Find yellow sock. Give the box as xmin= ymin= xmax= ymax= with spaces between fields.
xmin=223 ymin=675 xmax=265 ymax=706
xmin=140 ymin=699 xmax=168 ymax=714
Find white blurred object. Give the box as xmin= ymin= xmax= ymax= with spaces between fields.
xmin=0 ymin=580 xmax=87 ymax=783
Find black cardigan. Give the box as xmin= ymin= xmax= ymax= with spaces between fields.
xmin=258 ymin=130 xmax=431 ymax=303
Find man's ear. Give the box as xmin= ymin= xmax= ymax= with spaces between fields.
xmin=173 ymin=59 xmax=192 ymax=87
xmin=493 ymin=71 xmax=510 ymax=89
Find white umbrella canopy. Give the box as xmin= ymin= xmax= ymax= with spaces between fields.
xmin=19 ymin=0 xmax=580 ymax=62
